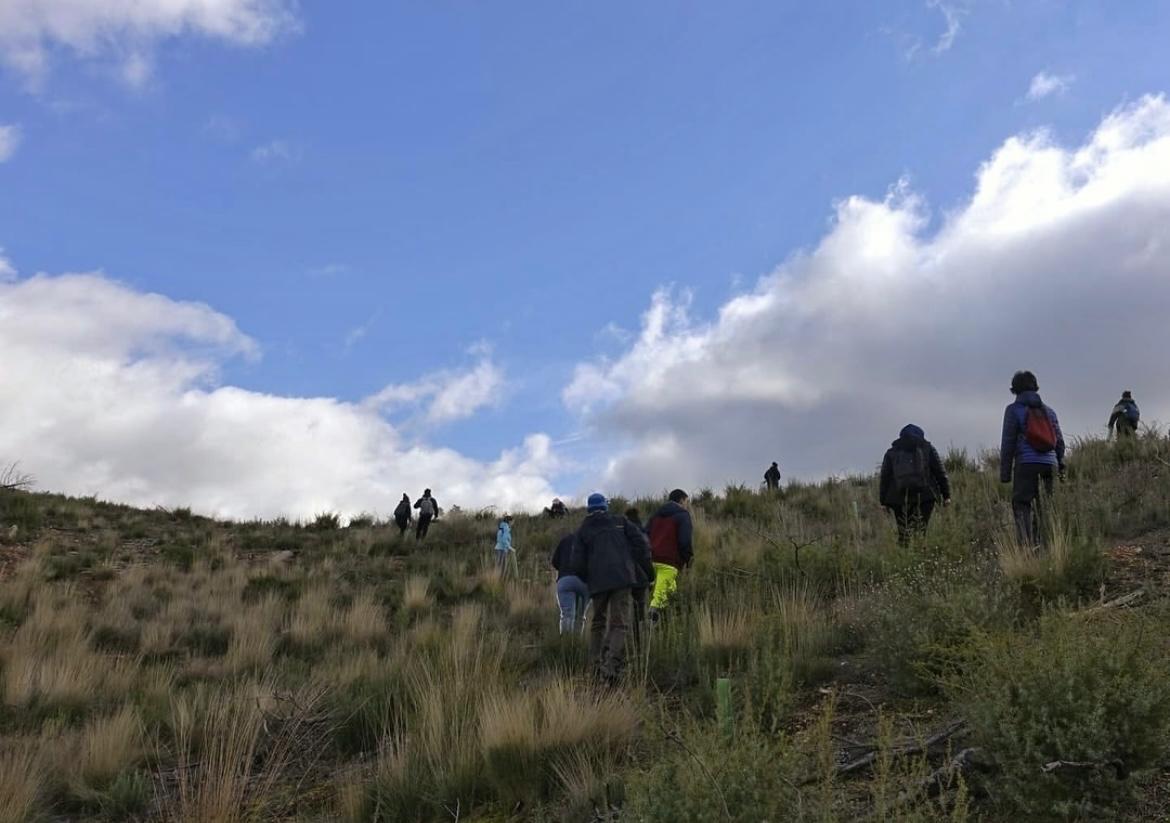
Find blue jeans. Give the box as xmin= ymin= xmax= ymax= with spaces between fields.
xmin=556 ymin=575 xmax=590 ymax=634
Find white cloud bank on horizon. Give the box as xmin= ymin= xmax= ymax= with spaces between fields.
xmin=0 ymin=0 xmax=298 ymax=84
xmin=566 ymin=95 xmax=1170 ymax=495
xmin=1028 ymin=71 xmax=1075 ymax=101
xmin=0 ymin=273 xmax=559 ymax=520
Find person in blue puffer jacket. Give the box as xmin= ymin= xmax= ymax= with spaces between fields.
xmin=495 ymin=515 xmax=514 ymax=574
xmin=1000 ymin=370 xmax=1066 ymax=546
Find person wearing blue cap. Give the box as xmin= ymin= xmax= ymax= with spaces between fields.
xmin=567 ymin=492 xmax=654 ymax=685
xmin=879 ymin=424 xmax=951 ymax=547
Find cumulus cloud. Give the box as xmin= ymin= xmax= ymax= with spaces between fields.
xmin=365 ymin=359 xmax=506 ymax=427
xmin=567 ymin=95 xmax=1170 ymax=495
xmin=0 ymin=124 xmax=21 ymax=162
xmin=0 ymin=0 xmax=298 ymax=85
xmin=1027 ymin=71 xmax=1075 ymax=101
xmin=0 ymin=249 xmax=15 ymax=281
xmin=0 ymin=273 xmax=558 ymax=519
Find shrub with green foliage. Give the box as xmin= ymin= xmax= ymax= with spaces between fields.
xmin=949 ymin=611 xmax=1170 ymax=820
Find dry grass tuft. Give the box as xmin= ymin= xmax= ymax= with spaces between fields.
xmin=0 ymin=745 xmax=43 ymax=822
xmin=697 ymin=605 xmax=754 ymax=655
xmin=402 ymin=575 xmax=433 ymax=612
xmin=343 ymin=591 xmax=386 ymax=644
xmin=78 ymin=704 xmax=144 ymax=788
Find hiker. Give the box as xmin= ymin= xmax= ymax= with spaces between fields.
xmin=764 ymin=461 xmax=781 ymax=491
xmin=413 ymin=489 xmax=438 ymax=540
xmin=550 ymin=531 xmax=589 ymax=634
xmin=546 ymin=498 xmax=567 ymax=518
xmin=495 ymin=515 xmax=514 ymax=574
xmin=1000 ymin=370 xmax=1066 ymax=546
xmin=624 ymin=508 xmax=651 ymax=647
xmin=879 ymin=424 xmax=951 ymax=547
xmin=567 ymin=493 xmax=654 ymax=685
xmin=1108 ymin=391 xmax=1141 ymax=439
xmin=392 ymin=493 xmax=412 ymax=536
xmin=646 ymin=489 xmax=693 ymax=623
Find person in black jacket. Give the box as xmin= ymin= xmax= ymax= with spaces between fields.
xmin=413 ymin=489 xmax=439 ymax=540
xmin=568 ymin=492 xmax=654 ymax=685
xmin=393 ymin=493 xmax=412 ymax=536
xmin=1108 ymin=391 xmax=1140 ymax=440
xmin=879 ymin=424 xmax=951 ymax=547
xmin=764 ymin=462 xmax=781 ymax=491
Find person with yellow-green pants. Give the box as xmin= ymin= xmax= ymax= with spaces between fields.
xmin=646 ymin=489 xmax=693 ymax=624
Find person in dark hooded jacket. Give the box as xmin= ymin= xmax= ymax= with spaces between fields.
xmin=879 ymin=424 xmax=951 ymax=546
xmin=567 ymin=493 xmax=654 ymax=685
xmin=1000 ymin=370 xmax=1066 ymax=546
xmin=1108 ymin=391 xmax=1140 ymax=440
xmin=393 ymin=493 xmax=412 ymax=536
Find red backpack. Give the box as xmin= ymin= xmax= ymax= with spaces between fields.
xmin=1022 ymin=406 xmax=1058 ymax=453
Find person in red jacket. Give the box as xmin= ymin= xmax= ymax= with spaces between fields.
xmin=646 ymin=489 xmax=693 ymax=622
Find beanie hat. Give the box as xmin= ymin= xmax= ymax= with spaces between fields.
xmin=587 ymin=492 xmax=608 ymax=512
xmin=900 ymin=424 xmax=925 ymax=440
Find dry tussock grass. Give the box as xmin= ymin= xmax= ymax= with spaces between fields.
xmin=343 ymin=590 xmax=386 ymax=644
xmin=0 ymin=744 xmax=43 ymax=822
xmin=402 ymin=575 xmax=433 ymax=612
xmin=696 ymin=605 xmax=754 ymax=654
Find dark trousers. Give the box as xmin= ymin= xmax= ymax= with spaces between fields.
xmin=1013 ymin=463 xmax=1054 ymax=545
xmin=415 ymin=513 xmax=432 ymax=540
xmin=589 ymin=588 xmax=632 ymax=682
xmin=395 ymin=516 xmax=409 ymax=536
xmin=629 ymin=587 xmax=648 ymax=654
xmin=890 ymin=497 xmax=935 ymax=547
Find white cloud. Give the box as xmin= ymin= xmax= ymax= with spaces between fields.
xmin=0 ymin=249 xmax=15 ymax=281
xmin=0 ymin=124 xmax=21 ymax=162
xmin=0 ymin=273 xmax=559 ymax=519
xmin=366 ymin=359 xmax=506 ymax=427
xmin=566 ymin=95 xmax=1170 ymax=495
xmin=251 ymin=139 xmax=300 ymax=164
xmin=1028 ymin=71 xmax=1075 ymax=101
xmin=0 ymin=0 xmax=298 ymax=85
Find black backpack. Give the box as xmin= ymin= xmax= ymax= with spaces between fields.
xmin=891 ymin=447 xmax=929 ymax=498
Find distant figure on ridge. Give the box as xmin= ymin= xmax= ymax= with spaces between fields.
xmin=1000 ymin=370 xmax=1065 ymax=546
xmin=546 ymin=498 xmax=567 ymax=518
xmin=764 ymin=461 xmax=781 ymax=491
xmin=1108 ymin=390 xmax=1141 ymax=440
xmin=567 ymin=492 xmax=654 ymax=686
xmin=495 ymin=514 xmax=514 ymax=574
xmin=550 ymin=531 xmax=589 ymax=634
xmin=393 ymin=493 xmax=412 ymax=537
xmin=879 ymin=424 xmax=951 ymax=547
xmin=413 ymin=488 xmax=439 ymax=540
xmin=646 ymin=489 xmax=693 ymax=623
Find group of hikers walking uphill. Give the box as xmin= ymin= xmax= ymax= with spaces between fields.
xmin=405 ymin=368 xmax=1140 ymax=687
xmin=877 ymin=370 xmax=1139 ymax=549
xmin=541 ymin=489 xmax=694 ymax=686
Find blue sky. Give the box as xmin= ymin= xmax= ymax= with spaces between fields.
xmin=2 ymin=1 xmax=1170 ymax=517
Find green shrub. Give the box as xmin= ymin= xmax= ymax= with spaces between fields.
xmin=624 ymin=724 xmax=799 ymax=822
xmin=866 ymin=558 xmax=1015 ymax=696
xmin=949 ymin=611 xmax=1170 ymax=819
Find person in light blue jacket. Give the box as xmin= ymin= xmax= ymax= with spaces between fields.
xmin=495 ymin=515 xmax=514 ymax=574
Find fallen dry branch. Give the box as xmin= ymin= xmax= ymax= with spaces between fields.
xmin=897 ymin=747 xmax=983 ymax=804
xmin=835 ymin=719 xmax=968 ymax=777
xmin=1093 ymin=589 xmax=1146 ymax=610
xmin=1041 ymin=758 xmax=1127 ymax=778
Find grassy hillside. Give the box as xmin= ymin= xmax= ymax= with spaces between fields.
xmin=2 ymin=432 xmax=1170 ymax=821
